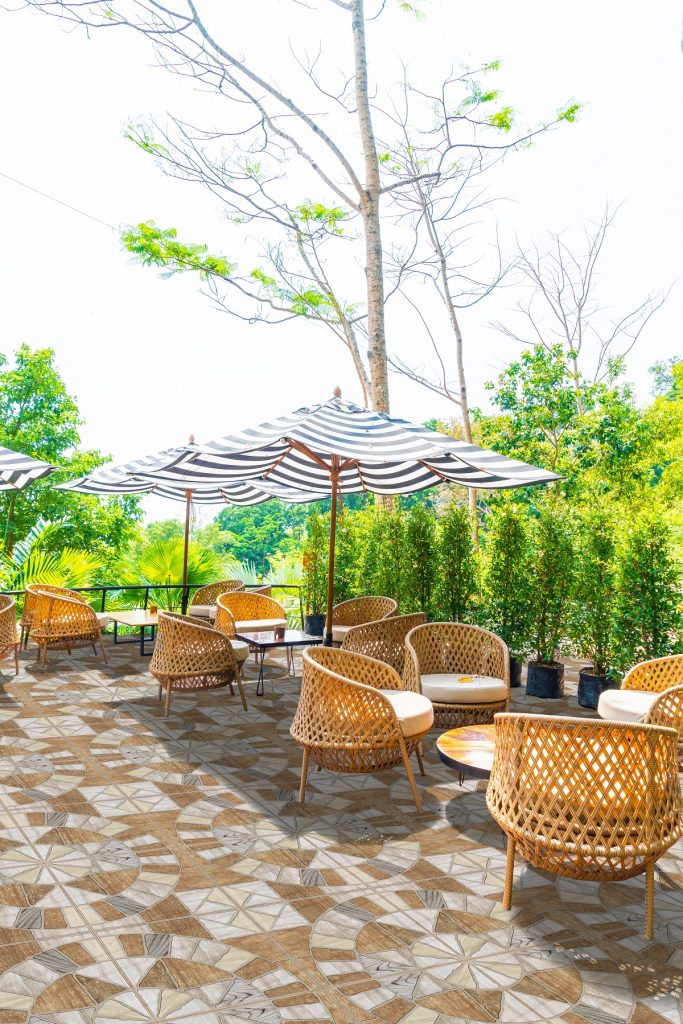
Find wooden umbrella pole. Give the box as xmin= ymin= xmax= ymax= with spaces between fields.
xmin=324 ymin=458 xmax=340 ymax=646
xmin=181 ymin=488 xmax=192 ymax=613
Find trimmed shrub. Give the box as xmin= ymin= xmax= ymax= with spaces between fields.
xmin=436 ymin=498 xmax=478 ymax=622
xmin=481 ymin=502 xmax=532 ymax=656
xmin=529 ymin=502 xmax=575 ymax=665
xmin=404 ymin=502 xmax=437 ymax=614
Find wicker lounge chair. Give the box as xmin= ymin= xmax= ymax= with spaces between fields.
xmin=487 ymin=713 xmax=683 ymax=940
xmin=599 ymin=654 xmax=683 ymax=730
xmin=0 ymin=594 xmax=20 ymax=673
xmin=213 ymin=595 xmax=252 ymax=675
xmin=188 ymin=579 xmax=244 ymax=619
xmin=150 ymin=611 xmax=247 ymax=716
xmin=291 ymin=646 xmax=433 ymax=811
xmin=30 ymin=589 xmax=109 ymax=666
xmin=342 ymin=612 xmax=427 ymax=675
xmin=331 ymin=596 xmax=398 ymax=645
xmin=404 ymin=621 xmax=509 ymax=728
xmin=216 ymin=592 xmax=287 ymax=635
xmin=21 ymin=583 xmax=87 ymax=647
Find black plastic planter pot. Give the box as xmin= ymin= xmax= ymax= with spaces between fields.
xmin=526 ymin=660 xmax=565 ymax=699
xmin=509 ymin=656 xmax=523 ymax=689
xmin=304 ymin=614 xmax=326 ymax=637
xmin=577 ymin=668 xmax=618 ymax=709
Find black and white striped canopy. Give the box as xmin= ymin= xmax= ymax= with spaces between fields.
xmin=130 ymin=396 xmax=559 ymax=495
xmin=0 ymin=446 xmax=56 ymax=492
xmin=57 ymin=445 xmax=327 ymax=505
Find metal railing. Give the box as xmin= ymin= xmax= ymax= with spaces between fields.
xmin=1 ymin=582 xmax=304 ymax=623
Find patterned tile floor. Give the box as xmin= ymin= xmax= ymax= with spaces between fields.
xmin=1 ymin=642 xmax=683 ymax=1023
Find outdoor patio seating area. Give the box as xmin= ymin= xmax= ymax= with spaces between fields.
xmin=1 ymin=639 xmax=682 ymax=1024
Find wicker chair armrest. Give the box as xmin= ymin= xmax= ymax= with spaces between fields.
xmin=645 ymin=685 xmax=683 ymax=733
xmin=292 ymin=672 xmax=404 ymax=749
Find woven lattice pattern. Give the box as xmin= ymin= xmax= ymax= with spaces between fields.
xmin=30 ymin=591 xmax=105 ymax=666
xmin=214 ymin=595 xmax=237 ymax=639
xmin=150 ymin=611 xmax=246 ymax=716
xmin=250 ymin=585 xmax=272 ymax=596
xmin=217 ymin=591 xmax=287 ymax=626
xmin=332 ymin=596 xmax=398 ymax=627
xmin=21 ymin=583 xmax=86 ymax=639
xmin=342 ymin=612 xmax=427 ymax=675
xmin=404 ymin=622 xmax=509 ymax=728
xmin=0 ymin=594 xmax=19 ymax=672
xmin=190 ymin=579 xmax=244 ymax=607
xmin=487 ymin=713 xmax=683 ymax=882
xmin=291 ymin=646 xmax=427 ymax=811
xmin=623 ymin=654 xmax=683 ymax=693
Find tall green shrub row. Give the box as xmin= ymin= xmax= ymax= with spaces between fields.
xmin=302 ymin=497 xmax=682 ymax=674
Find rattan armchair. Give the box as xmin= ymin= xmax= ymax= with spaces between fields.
xmin=486 ymin=713 xmax=683 ymax=940
xmin=150 ymin=611 xmax=247 ymax=716
xmin=331 ymin=596 xmax=398 ymax=645
xmin=0 ymin=595 xmax=20 ymax=674
xmin=291 ymin=646 xmax=433 ymax=811
xmin=216 ymin=592 xmax=287 ymax=634
xmin=188 ymin=579 xmax=244 ymax=619
xmin=404 ymin=622 xmax=509 ymax=728
xmin=599 ymin=655 xmax=683 ymax=729
xmin=21 ymin=583 xmax=87 ymax=647
xmin=213 ymin=595 xmax=251 ymax=676
xmin=342 ymin=612 xmax=427 ymax=675
xmin=30 ymin=589 xmax=108 ymax=666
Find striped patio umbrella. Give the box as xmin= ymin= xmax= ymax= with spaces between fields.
xmin=129 ymin=392 xmax=560 ymax=642
xmin=58 ymin=442 xmax=326 ymax=609
xmin=0 ymin=445 xmax=56 ymax=492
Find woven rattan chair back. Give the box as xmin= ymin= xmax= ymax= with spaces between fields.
xmin=486 ymin=712 xmax=683 ymax=939
xmin=30 ymin=590 xmax=105 ymax=666
xmin=214 ymin=594 xmax=238 ymax=639
xmin=623 ymin=654 xmax=683 ymax=692
xmin=149 ymin=611 xmax=246 ymax=716
xmin=217 ymin=591 xmax=287 ymax=626
xmin=0 ymin=594 xmax=19 ymax=673
xmin=332 ymin=596 xmax=398 ymax=627
xmin=190 ymin=579 xmax=244 ymax=607
xmin=290 ymin=646 xmax=428 ymax=811
xmin=250 ymin=585 xmax=272 ymax=597
xmin=342 ymin=612 xmax=427 ymax=675
xmin=21 ymin=583 xmax=86 ymax=640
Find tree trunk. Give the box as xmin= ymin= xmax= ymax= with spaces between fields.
xmin=351 ymin=0 xmax=390 ymax=414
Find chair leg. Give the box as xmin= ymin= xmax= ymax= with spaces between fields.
xmin=645 ymin=860 xmax=655 ymax=941
xmin=157 ymin=683 xmax=163 ymax=703
xmin=415 ymin=743 xmax=426 ymax=777
xmin=164 ymin=682 xmax=173 ymax=718
xmin=503 ymin=836 xmax=516 ymax=910
xmin=99 ymin=635 xmax=108 ymax=664
xmin=299 ymin=748 xmax=309 ymax=803
xmin=14 ymin=644 xmax=19 ymax=675
xmin=235 ymin=672 xmax=248 ymax=712
xmin=399 ymin=738 xmax=422 ymax=812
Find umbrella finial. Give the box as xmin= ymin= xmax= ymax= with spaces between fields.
xmin=333 ymin=385 xmax=342 ymax=398
xmin=188 ymin=433 xmax=195 ymax=445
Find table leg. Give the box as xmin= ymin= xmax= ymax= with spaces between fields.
xmin=256 ymin=649 xmax=266 ymax=697
xmin=139 ymin=626 xmax=146 ymax=658
xmin=114 ymin=621 xmax=119 ymax=646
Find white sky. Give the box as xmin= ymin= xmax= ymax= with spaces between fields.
xmin=1 ymin=0 xmax=681 ymax=523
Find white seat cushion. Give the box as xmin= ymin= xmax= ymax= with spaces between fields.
xmin=230 ymin=639 xmax=250 ymax=664
xmin=234 ymin=618 xmax=288 ymax=634
xmin=96 ymin=613 xmax=110 ymax=630
xmin=378 ymin=689 xmax=434 ymax=737
xmin=332 ymin=624 xmax=353 ymax=643
xmin=420 ymin=673 xmax=508 ymax=705
xmin=597 ymin=688 xmax=659 ymax=723
xmin=189 ymin=605 xmax=216 ymax=619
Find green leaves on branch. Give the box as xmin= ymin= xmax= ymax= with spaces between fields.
xmin=294 ymin=202 xmax=348 ymax=235
xmin=121 ymin=222 xmax=234 ymax=281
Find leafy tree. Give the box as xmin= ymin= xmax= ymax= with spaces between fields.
xmin=436 ymin=498 xmax=478 ymax=622
xmin=114 ymin=537 xmax=227 ymax=611
xmin=301 ymin=510 xmax=329 ymax=617
xmin=613 ymin=512 xmax=682 ymax=671
xmin=0 ymin=345 xmax=141 ymax=561
xmin=0 ymin=519 xmax=103 ymax=591
xmin=481 ymin=502 xmax=532 ymax=656
xmin=529 ymin=502 xmax=575 ymax=665
xmin=571 ymin=507 xmax=618 ymax=675
xmin=214 ymin=501 xmax=311 ymax=575
xmin=404 ymin=503 xmax=436 ymax=614
xmin=334 ymin=509 xmax=361 ymax=604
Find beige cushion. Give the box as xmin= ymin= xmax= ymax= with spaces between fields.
xmin=230 ymin=639 xmax=249 ymax=663
xmin=378 ymin=689 xmax=434 ymax=737
xmin=332 ymin=624 xmax=353 ymax=643
xmin=96 ymin=613 xmax=110 ymax=630
xmin=420 ymin=673 xmax=508 ymax=705
xmin=598 ymin=687 xmax=659 ymax=724
xmin=234 ymin=618 xmax=287 ymax=634
xmin=189 ymin=604 xmax=216 ymax=619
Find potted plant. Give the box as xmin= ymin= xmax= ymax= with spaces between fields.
xmin=301 ymin=509 xmax=328 ymax=636
xmin=526 ymin=503 xmax=574 ymax=698
xmin=481 ymin=503 xmax=532 ymax=687
xmin=572 ymin=508 xmax=620 ymax=708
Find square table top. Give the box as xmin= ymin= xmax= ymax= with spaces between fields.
xmin=235 ymin=629 xmax=324 ymax=649
xmin=107 ymin=609 xmax=159 ymax=627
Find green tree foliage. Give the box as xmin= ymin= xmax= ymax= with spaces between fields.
xmin=214 ymin=501 xmax=311 ymax=575
xmin=436 ymin=499 xmax=478 ymax=622
xmin=481 ymin=502 xmax=532 ymax=656
xmin=0 ymin=518 xmax=103 ymax=591
xmin=529 ymin=502 xmax=575 ymax=665
xmin=571 ymin=507 xmax=618 ymax=675
xmin=114 ymin=538 xmax=227 ymax=611
xmin=301 ymin=510 xmax=329 ymax=616
xmin=613 ymin=511 xmax=682 ymax=670
xmin=333 ymin=509 xmax=360 ymax=604
xmin=0 ymin=345 xmax=141 ymax=563
xmin=404 ymin=503 xmax=437 ymax=615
